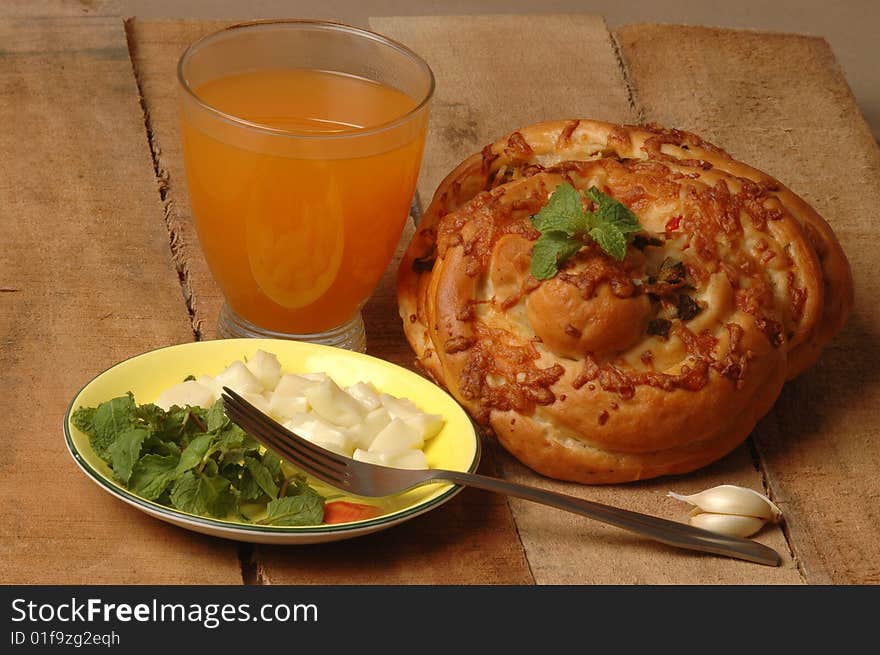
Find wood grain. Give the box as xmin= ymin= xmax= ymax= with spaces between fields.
xmin=371 ymin=15 xmax=800 ymax=584
xmin=0 ymin=16 xmax=240 ymax=583
xmin=0 ymin=1 xmax=121 ymax=18
xmin=615 ymin=24 xmax=880 ymax=584
xmin=372 ymin=14 xmax=641 ymax=211
xmin=124 ymin=19 xmax=230 ymax=340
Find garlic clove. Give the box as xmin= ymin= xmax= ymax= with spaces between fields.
xmin=689 ymin=512 xmax=767 ymax=538
xmin=668 ymin=484 xmax=782 ymax=522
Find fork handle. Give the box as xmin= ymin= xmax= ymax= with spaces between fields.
xmin=429 ymin=469 xmax=781 ymax=566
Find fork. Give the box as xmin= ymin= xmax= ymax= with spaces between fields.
xmin=221 ymin=387 xmax=781 ymax=566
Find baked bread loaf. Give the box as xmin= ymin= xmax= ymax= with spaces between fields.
xmin=397 ymin=120 xmax=853 ymax=483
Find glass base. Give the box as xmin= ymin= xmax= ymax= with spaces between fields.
xmin=217 ymin=304 xmax=367 ymax=353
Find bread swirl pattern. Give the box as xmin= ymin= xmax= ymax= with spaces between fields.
xmin=397 ymin=120 xmax=853 ymax=483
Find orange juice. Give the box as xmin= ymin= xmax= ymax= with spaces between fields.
xmin=180 ymin=68 xmax=427 ymax=333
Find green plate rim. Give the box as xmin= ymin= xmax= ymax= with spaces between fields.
xmin=63 ymin=340 xmax=482 ymax=536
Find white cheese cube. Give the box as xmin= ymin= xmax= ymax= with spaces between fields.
xmin=368 ymin=418 xmax=424 ymax=452
xmin=267 ymin=392 xmax=308 ymax=421
xmin=345 ymin=381 xmax=382 ymax=410
xmin=214 ymin=360 xmax=263 ymax=396
xmin=389 ymin=449 xmax=429 ymax=470
xmin=305 ymin=379 xmax=366 ymax=427
xmin=379 ymin=393 xmax=423 ymax=420
xmin=284 ymin=413 xmax=354 ymax=456
xmin=274 ymin=373 xmax=322 ymax=399
xmin=402 ymin=413 xmax=444 ymax=442
xmin=240 ymin=391 xmax=271 ymax=415
xmin=353 ymin=448 xmax=428 ymax=470
xmin=346 ymin=407 xmax=392 ymax=450
xmin=195 ymin=375 xmax=221 ymax=402
xmin=245 ymin=349 xmax=282 ymax=390
xmin=155 ymin=380 xmax=216 ymax=411
xmin=301 ymin=372 xmax=331 ymax=383
xmin=353 ymin=448 xmax=388 ymax=466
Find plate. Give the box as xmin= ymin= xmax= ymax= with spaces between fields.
xmin=64 ymin=338 xmax=480 ymax=544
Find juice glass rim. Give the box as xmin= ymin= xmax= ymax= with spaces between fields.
xmin=176 ymin=18 xmax=436 ymax=140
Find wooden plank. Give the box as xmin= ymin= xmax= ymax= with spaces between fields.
xmin=124 ymin=19 xmax=230 ymax=340
xmin=128 ymin=18 xmax=532 ymax=585
xmin=615 ymin=24 xmax=880 ymax=584
xmin=0 ymin=17 xmax=241 ymax=583
xmin=372 ymin=14 xmax=642 ymax=212
xmin=0 ymin=1 xmax=121 ymax=18
xmin=372 ymin=15 xmax=800 ymax=584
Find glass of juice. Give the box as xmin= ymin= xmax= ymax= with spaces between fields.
xmin=177 ymin=20 xmax=434 ymax=352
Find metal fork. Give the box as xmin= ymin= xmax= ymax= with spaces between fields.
xmin=221 ymin=387 xmax=781 ymax=566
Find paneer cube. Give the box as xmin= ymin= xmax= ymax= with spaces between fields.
xmin=368 ymin=418 xmax=424 ymax=452
xmin=305 ymin=379 xmax=366 ymax=427
xmin=155 ymin=380 xmax=216 ymax=411
xmin=245 ymin=349 xmax=282 ymax=390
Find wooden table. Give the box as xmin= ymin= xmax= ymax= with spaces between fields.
xmin=2 ymin=12 xmax=878 ymax=585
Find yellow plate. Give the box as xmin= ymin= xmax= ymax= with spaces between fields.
xmin=63 ymin=338 xmax=480 ymax=544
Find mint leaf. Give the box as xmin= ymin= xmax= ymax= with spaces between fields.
xmin=260 ymin=489 xmax=324 ymax=526
xmin=528 ymin=183 xmax=644 ymax=276
xmin=175 ymin=433 xmax=213 ymax=475
xmin=531 ymin=183 xmax=586 ymax=235
xmin=201 ymin=458 xmax=219 ymax=477
xmin=205 ymin=399 xmax=228 ymax=432
xmin=245 ymin=456 xmax=278 ymax=500
xmin=170 ymin=471 xmax=230 ymax=516
xmin=209 ymin=486 xmax=239 ymax=518
xmin=218 ymin=423 xmax=247 ymax=453
xmin=586 ymin=187 xmax=641 ymax=234
xmin=76 ymin=390 xmax=327 ymax=525
xmin=91 ymin=394 xmax=136 ymax=460
xmin=129 ymin=453 xmax=180 ymax=500
xmin=143 ymin=435 xmax=180 ymax=458
xmin=261 ymin=449 xmax=283 ymax=478
xmin=71 ymin=406 xmax=97 ymax=439
xmin=530 ymin=231 xmax=583 ymax=279
xmin=155 ymin=406 xmax=196 ymax=443
xmin=242 ymin=433 xmax=262 ymax=452
xmin=585 ymin=187 xmax=640 ymax=261
xmin=589 ymin=224 xmax=628 ymax=261
xmin=238 ymin=469 xmax=262 ymax=501
xmin=107 ymin=428 xmax=148 ymax=484
xmin=283 ymin=475 xmax=315 ymax=497
xmin=169 ymin=472 xmax=206 ymax=514
xmin=132 ymin=403 xmax=167 ymax=433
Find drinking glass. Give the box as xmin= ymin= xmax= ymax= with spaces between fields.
xmin=178 ymin=20 xmax=434 ymax=352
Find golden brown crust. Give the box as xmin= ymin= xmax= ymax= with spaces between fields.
xmin=397 ymin=120 xmax=853 ymax=484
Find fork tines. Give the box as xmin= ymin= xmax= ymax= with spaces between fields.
xmin=220 ymin=386 xmax=348 ymax=488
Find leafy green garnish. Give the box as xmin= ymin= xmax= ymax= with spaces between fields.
xmin=529 ymin=183 xmax=644 ymax=279
xmin=70 ymin=406 xmax=97 ymax=439
xmin=91 ymin=394 xmax=137 ymax=460
xmin=107 ymin=428 xmax=148 ymax=484
xmin=71 ymin=395 xmax=325 ymax=525
xmin=259 ymin=480 xmax=325 ymax=526
xmin=175 ymin=433 xmax=214 ymax=475
xmin=205 ymin=400 xmax=229 ymax=432
xmin=245 ymin=456 xmax=279 ymax=500
xmin=130 ymin=454 xmax=179 ymax=500
xmin=170 ymin=471 xmax=232 ymax=517
xmin=530 ymin=231 xmax=584 ymax=280
xmin=531 ymin=182 xmax=585 ymax=235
